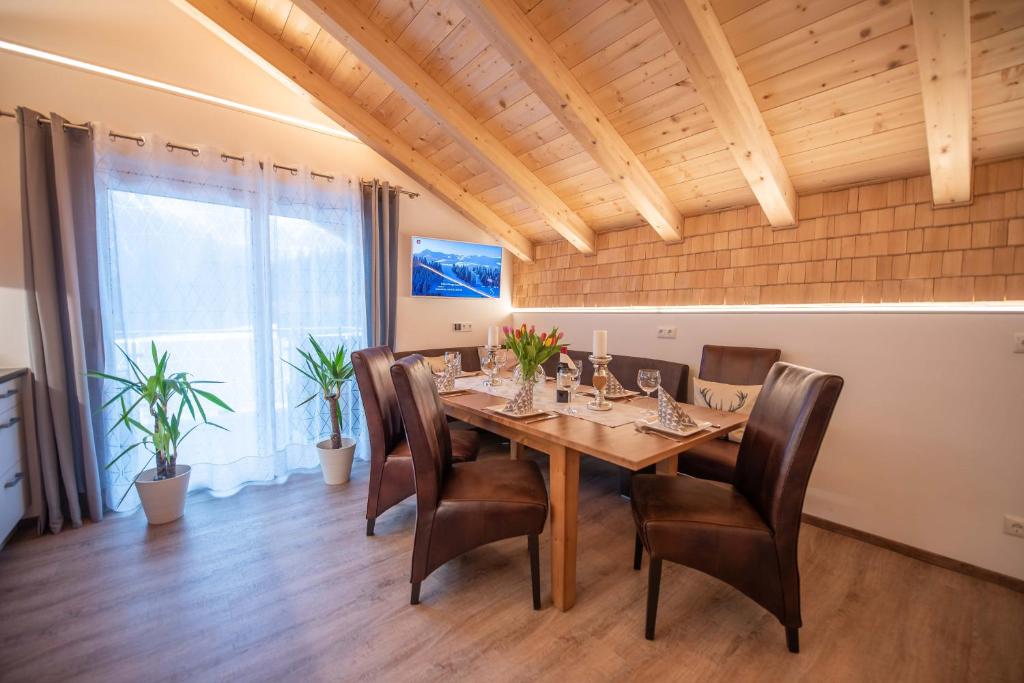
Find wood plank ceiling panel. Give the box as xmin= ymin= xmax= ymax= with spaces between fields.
xmin=181 ymin=0 xmax=536 ymax=259
xmin=231 ymin=0 xmax=1024 ymax=245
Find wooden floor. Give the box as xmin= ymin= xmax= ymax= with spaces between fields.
xmin=1 ymin=437 xmax=1022 ymax=683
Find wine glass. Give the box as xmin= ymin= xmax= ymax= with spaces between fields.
xmin=637 ymin=368 xmax=660 ymax=416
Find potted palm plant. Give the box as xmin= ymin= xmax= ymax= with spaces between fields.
xmin=90 ymin=343 xmax=232 ymax=524
xmin=285 ymin=335 xmax=357 ymax=485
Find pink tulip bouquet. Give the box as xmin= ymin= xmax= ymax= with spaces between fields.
xmin=502 ymin=324 xmax=565 ymax=383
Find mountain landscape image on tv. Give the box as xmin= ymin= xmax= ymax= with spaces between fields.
xmin=411 ymin=237 xmax=502 ymax=299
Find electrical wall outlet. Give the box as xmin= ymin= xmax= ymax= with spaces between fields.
xmin=1014 ymin=333 xmax=1024 ymax=354
xmin=453 ymin=322 xmax=473 ymax=332
xmin=1005 ymin=515 xmax=1024 ymax=538
xmin=656 ymin=326 xmax=677 ymax=339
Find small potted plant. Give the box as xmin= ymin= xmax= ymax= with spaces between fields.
xmin=285 ymin=335 xmax=357 ymax=485
xmin=90 ymin=343 xmax=232 ymax=524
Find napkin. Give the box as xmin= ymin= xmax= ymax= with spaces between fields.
xmin=657 ymin=386 xmax=697 ymax=430
xmin=503 ymin=381 xmax=535 ymax=415
xmin=605 ymin=370 xmax=626 ymax=395
xmin=435 ymin=364 xmax=456 ymax=392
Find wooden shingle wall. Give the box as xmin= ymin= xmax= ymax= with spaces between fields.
xmin=512 ymin=157 xmax=1024 ymax=306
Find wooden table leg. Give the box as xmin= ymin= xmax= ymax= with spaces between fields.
xmin=510 ymin=441 xmax=524 ymax=460
xmin=655 ymin=454 xmax=678 ymax=475
xmin=548 ymin=445 xmax=580 ymax=611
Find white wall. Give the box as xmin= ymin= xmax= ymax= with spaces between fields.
xmin=0 ymin=108 xmax=30 ymax=367
xmin=512 ymin=309 xmax=1024 ymax=580
xmin=0 ymin=0 xmax=510 ymax=365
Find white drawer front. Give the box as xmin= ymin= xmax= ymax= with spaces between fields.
xmin=0 ymin=413 xmax=22 ymax=476
xmin=0 ymin=460 xmax=26 ymax=543
xmin=0 ymin=379 xmax=18 ymax=419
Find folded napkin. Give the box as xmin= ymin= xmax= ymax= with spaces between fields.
xmin=435 ymin=364 xmax=456 ymax=392
xmin=658 ymin=386 xmax=697 ymax=430
xmin=503 ymin=381 xmax=535 ymax=416
xmin=605 ymin=370 xmax=626 ymax=395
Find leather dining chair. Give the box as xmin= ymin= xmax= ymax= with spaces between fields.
xmin=631 ymin=362 xmax=843 ymax=652
xmin=679 ymin=345 xmax=781 ymax=484
xmin=390 ymin=355 xmax=549 ymax=607
xmin=352 ymin=346 xmax=480 ymax=536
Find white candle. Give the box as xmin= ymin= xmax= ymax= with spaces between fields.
xmin=487 ymin=325 xmax=499 ymax=347
xmin=593 ymin=330 xmax=608 ymax=357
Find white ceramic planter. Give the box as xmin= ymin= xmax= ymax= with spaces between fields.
xmin=317 ymin=437 xmax=356 ymax=485
xmin=135 ymin=464 xmax=191 ymax=525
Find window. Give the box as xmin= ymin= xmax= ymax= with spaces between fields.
xmin=94 ymin=133 xmax=366 ymax=509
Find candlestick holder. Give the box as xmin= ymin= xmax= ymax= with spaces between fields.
xmin=587 ymin=354 xmax=613 ymax=411
xmin=482 ymin=345 xmax=502 ymax=386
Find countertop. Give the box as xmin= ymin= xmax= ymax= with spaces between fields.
xmin=0 ymin=368 xmax=28 ymax=384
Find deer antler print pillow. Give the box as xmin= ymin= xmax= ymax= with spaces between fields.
xmin=692 ymin=378 xmax=763 ymax=444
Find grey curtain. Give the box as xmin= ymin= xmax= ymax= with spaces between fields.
xmin=18 ymin=107 xmax=104 ymax=533
xmin=360 ymin=180 xmax=399 ymax=349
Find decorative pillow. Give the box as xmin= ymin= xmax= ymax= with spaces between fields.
xmin=692 ymin=378 xmax=762 ymax=443
xmin=422 ymin=355 xmax=448 ymax=374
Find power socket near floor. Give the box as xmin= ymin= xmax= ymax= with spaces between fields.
xmin=1005 ymin=515 xmax=1024 ymax=539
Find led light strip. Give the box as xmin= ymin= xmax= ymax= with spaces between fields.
xmin=512 ymin=303 xmax=1024 ymax=314
xmin=0 ymin=38 xmax=360 ymax=143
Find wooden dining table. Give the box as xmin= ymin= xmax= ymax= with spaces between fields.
xmin=441 ymin=384 xmax=747 ymax=612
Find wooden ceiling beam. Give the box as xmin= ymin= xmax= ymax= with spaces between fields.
xmin=911 ymin=0 xmax=973 ymax=205
xmin=455 ymin=0 xmax=683 ymax=242
xmin=175 ymin=0 xmax=535 ymax=261
xmin=648 ymin=0 xmax=797 ymax=228
xmin=292 ymin=0 xmax=596 ymax=254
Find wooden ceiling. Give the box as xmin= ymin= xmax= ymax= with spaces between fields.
xmin=181 ymin=0 xmax=1024 ymax=261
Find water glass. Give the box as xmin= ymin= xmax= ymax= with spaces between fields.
xmin=445 ymin=351 xmax=462 ymax=375
xmin=567 ymin=364 xmax=583 ymax=415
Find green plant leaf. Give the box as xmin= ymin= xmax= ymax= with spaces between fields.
xmin=192 ymin=388 xmax=233 ymax=412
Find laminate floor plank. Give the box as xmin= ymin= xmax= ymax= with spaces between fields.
xmin=1 ymin=438 xmax=1021 ymax=682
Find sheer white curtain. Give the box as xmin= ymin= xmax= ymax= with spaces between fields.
xmin=264 ymin=166 xmax=367 ymax=471
xmin=93 ymin=128 xmax=366 ymax=510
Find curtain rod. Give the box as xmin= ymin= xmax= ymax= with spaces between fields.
xmin=359 ymin=179 xmax=419 ymax=199
xmin=1 ymin=108 xmax=417 ymax=197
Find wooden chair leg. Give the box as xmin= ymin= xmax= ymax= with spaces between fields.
xmin=528 ymin=534 xmax=541 ymax=610
xmin=366 ymin=519 xmax=375 ymax=536
xmin=410 ymin=582 xmax=421 ymax=605
xmin=633 ymin=533 xmax=643 ymax=570
xmin=786 ymin=626 xmax=799 ymax=653
xmin=645 ymin=557 xmax=662 ymax=640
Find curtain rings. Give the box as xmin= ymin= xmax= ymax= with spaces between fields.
xmin=166 ymin=142 xmax=200 ymax=157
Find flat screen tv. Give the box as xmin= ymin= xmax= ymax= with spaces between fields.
xmin=411 ymin=236 xmax=502 ymax=299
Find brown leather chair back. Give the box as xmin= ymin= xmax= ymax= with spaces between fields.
xmin=733 ymin=362 xmax=844 ymax=539
xmin=699 ymin=345 xmax=781 ymax=386
xmin=390 ymin=355 xmax=454 ymax=509
xmin=352 ymin=346 xmax=404 ymax=457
